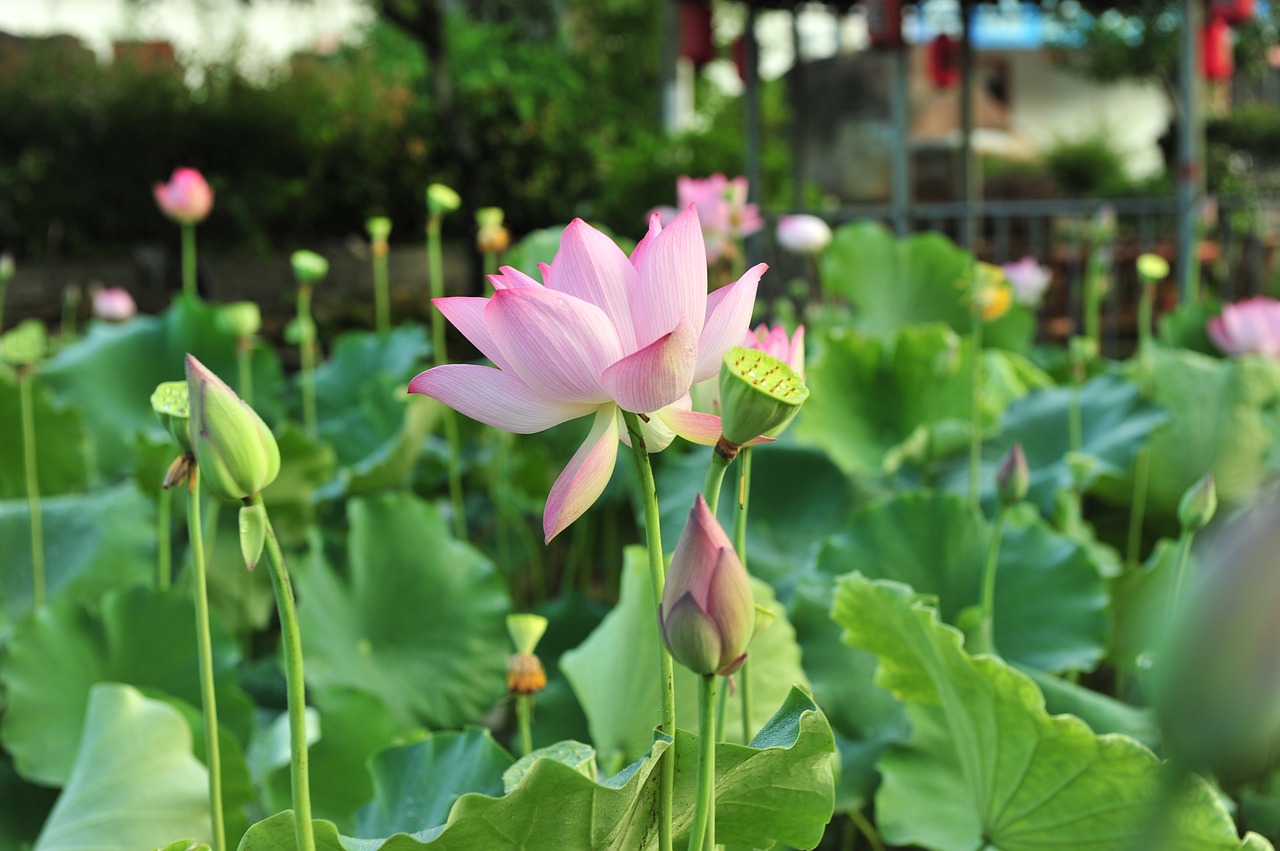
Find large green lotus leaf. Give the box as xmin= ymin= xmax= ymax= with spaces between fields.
xmin=1109 ymin=537 xmax=1198 ymax=681
xmin=0 ymin=372 xmax=91 ymax=498
xmin=258 ymin=425 xmax=339 ymax=550
xmin=939 ymin=372 xmax=1167 ymax=516
xmin=33 ymin=684 xmax=212 ymax=851
xmin=522 ymin=590 xmax=607 ymax=751
xmin=793 ymin=325 xmax=1042 ymax=480
xmin=819 ymin=220 xmax=1034 ymax=351
xmin=295 ymin=493 xmax=510 ymax=729
xmin=238 ymin=686 xmax=834 ymax=850
xmin=39 ymin=296 xmax=283 ymax=479
xmin=560 ymin=546 xmax=811 ymax=770
xmin=354 ymin=728 xmax=512 ymax=838
xmin=819 ymin=492 xmax=1109 ymax=674
xmin=835 ymin=574 xmax=1270 ymax=851
xmin=0 ymin=585 xmax=254 ymax=786
xmin=0 ymin=483 xmax=153 ymax=637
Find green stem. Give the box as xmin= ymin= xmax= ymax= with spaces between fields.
xmin=620 ymin=410 xmax=675 ymax=851
xmin=1068 ymin=352 xmax=1084 ymax=456
xmin=428 ymin=215 xmax=467 ymax=538
xmin=182 ymin=223 xmax=198 ymax=299
xmin=968 ymin=310 xmax=984 ymax=512
xmin=702 ymin=446 xmax=733 ymax=515
xmin=1167 ymin=530 xmax=1194 ymax=629
xmin=848 ymin=809 xmax=887 ymax=851
xmin=236 ymin=339 xmax=254 ymax=408
xmin=1127 ymin=447 xmax=1151 ymax=569
xmin=977 ymin=508 xmax=1006 ymax=656
xmin=254 ymin=496 xmax=316 ymax=851
xmin=19 ymin=369 xmax=44 ymax=609
xmin=687 ymin=674 xmax=718 ymax=851
xmin=297 ymin=286 xmax=317 ymax=440
xmin=1138 ymin=281 xmax=1154 ymax=357
xmin=715 ymin=678 xmax=729 ymax=742
xmin=517 ymin=694 xmax=533 ymax=757
xmin=188 ymin=471 xmax=226 ymax=851
xmin=373 ymin=244 xmax=390 ymax=335
xmin=735 ymin=448 xmax=753 ymax=744
xmin=1084 ymin=254 xmax=1101 ymax=352
xmin=158 ymin=485 xmax=172 ymax=591
xmin=60 ymin=287 xmax=78 ymax=343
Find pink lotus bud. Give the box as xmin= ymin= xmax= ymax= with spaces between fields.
xmin=660 ymin=494 xmax=755 ymax=676
xmin=154 ymin=168 xmax=214 ymax=225
xmin=91 ymin=286 xmax=136 ymax=322
xmin=776 ymin=215 xmax=832 ymax=255
xmin=996 ymin=443 xmax=1029 ymax=507
xmin=1001 ymin=257 xmax=1051 ymax=307
xmin=1208 ymin=297 xmax=1280 ymax=357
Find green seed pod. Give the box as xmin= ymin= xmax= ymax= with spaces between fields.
xmin=290 ymin=250 xmax=329 ymax=285
xmin=219 ymin=302 xmax=261 ymax=340
xmin=2 ymin=319 xmax=47 ymax=367
xmin=426 ymin=183 xmax=461 ymax=216
xmin=186 ymin=354 xmax=280 ymax=502
xmin=718 ymin=346 xmax=809 ymax=447
xmin=366 ymin=216 xmax=392 ymax=243
xmin=151 ymin=380 xmax=192 ymax=454
xmin=506 ymin=614 xmax=549 ymax=656
xmin=238 ymin=501 xmax=267 ymax=572
xmin=1178 ymin=473 xmax=1217 ymax=534
xmin=1136 ymin=253 xmax=1170 ymax=283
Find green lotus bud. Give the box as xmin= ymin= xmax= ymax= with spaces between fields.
xmin=239 ymin=501 xmax=267 ymax=572
xmin=996 ymin=442 xmax=1029 ymax=507
xmin=219 ymin=302 xmax=261 ymax=339
xmin=366 ymin=216 xmax=392 ymax=243
xmin=151 ymin=380 xmax=192 ymax=454
xmin=186 ymin=354 xmax=280 ymax=502
xmin=427 ymin=183 xmax=461 ymax=216
xmin=1178 ymin=473 xmax=1217 ymax=533
xmin=290 ymin=250 xmax=329 ymax=285
xmin=2 ymin=318 xmax=47 ymax=367
xmin=660 ymin=494 xmax=755 ymax=676
xmin=718 ymin=346 xmax=809 ymax=448
xmin=507 ymin=614 xmax=549 ymax=655
xmin=476 ymin=207 xmax=504 ymax=229
xmin=1136 ymin=253 xmax=1170 ymax=284
xmin=0 ymin=251 xmax=14 ymax=285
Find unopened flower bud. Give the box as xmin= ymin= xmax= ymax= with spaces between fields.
xmin=507 ymin=613 xmax=548 ymax=656
xmin=427 ymin=183 xmax=461 ymax=217
xmin=290 ymin=250 xmax=329 ymax=286
xmin=0 ymin=252 xmax=15 ymax=285
xmin=185 ymin=354 xmax=280 ymax=502
xmin=996 ymin=443 xmax=1029 ymax=507
xmin=2 ymin=319 xmax=47 ymax=367
xmin=1178 ymin=473 xmax=1217 ymax=534
xmin=1136 ymin=253 xmax=1170 ymax=284
xmin=366 ymin=216 xmax=392 ymax=244
xmin=238 ymin=501 xmax=267 ymax=572
xmin=151 ymin=380 xmax=192 ymax=454
xmin=660 ymin=494 xmax=755 ymax=677
xmin=219 ymin=302 xmax=261 ymax=340
xmin=507 ymin=653 xmax=547 ymax=695
xmin=719 ymin=346 xmax=809 ymax=449
xmin=776 ymin=214 xmax=832 ymax=255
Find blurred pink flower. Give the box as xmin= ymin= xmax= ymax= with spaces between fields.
xmin=92 ymin=286 xmax=136 ymax=321
xmin=1208 ymin=297 xmax=1280 ymax=357
xmin=154 ymin=167 xmax=214 ymax=225
xmin=746 ymin=323 xmax=805 ymax=378
xmin=409 ymin=207 xmax=765 ymax=541
xmin=651 ymin=174 xmax=763 ymax=264
xmin=776 ymin=215 xmax=832 ymax=255
xmin=1001 ymin=256 xmax=1051 ymax=307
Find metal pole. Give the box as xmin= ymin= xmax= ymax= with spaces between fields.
xmin=744 ymin=5 xmax=762 ymax=264
xmin=660 ymin=0 xmax=679 ymax=132
xmin=1176 ymin=0 xmax=1203 ymax=302
xmin=791 ymin=10 xmax=807 ymax=210
xmin=891 ymin=45 xmax=911 ymax=236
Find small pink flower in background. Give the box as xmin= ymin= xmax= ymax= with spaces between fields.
xmin=1001 ymin=256 xmax=1052 ymax=307
xmin=776 ymin=215 xmax=832 ymax=256
xmin=746 ymin=323 xmax=805 ymax=379
xmin=652 ymin=174 xmax=763 ymax=265
xmin=91 ymin=286 xmax=136 ymax=321
xmin=409 ymin=206 xmax=765 ymax=541
xmin=154 ymin=167 xmax=214 ymax=225
xmin=1208 ymin=297 xmax=1280 ymax=357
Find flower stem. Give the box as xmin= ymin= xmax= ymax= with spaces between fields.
xmin=621 ymin=410 xmax=675 ymax=851
xmin=428 ymin=215 xmax=467 ymax=539
xmin=181 ymin=223 xmax=198 ymax=299
xmin=1127 ymin=447 xmax=1151 ymax=568
xmin=19 ymin=368 xmax=44 ymax=609
xmin=253 ymin=496 xmax=315 ymax=851
xmin=976 ymin=507 xmax=1007 ymax=656
xmin=735 ymin=447 xmax=753 ymax=743
xmin=236 ymin=338 xmax=255 ymax=408
xmin=158 ymin=485 xmax=172 ymax=591
xmin=702 ymin=446 xmax=733 ymax=515
xmin=297 ymin=286 xmax=317 ymax=441
xmin=188 ymin=470 xmax=226 ymax=851
xmin=1138 ymin=281 xmax=1155 ymax=356
xmin=848 ymin=809 xmax=887 ymax=851
xmin=686 ymin=674 xmax=717 ymax=851
xmin=373 ymin=242 xmax=390 ymax=335
xmin=517 ymin=694 xmax=533 ymax=757
xmin=1167 ymin=529 xmax=1195 ymax=629
xmin=968 ymin=308 xmax=984 ymax=512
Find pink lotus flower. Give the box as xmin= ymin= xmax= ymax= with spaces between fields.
xmin=776 ymin=215 xmax=832 ymax=255
xmin=746 ymin=323 xmax=805 ymax=379
xmin=1001 ymin=256 xmax=1051 ymax=307
xmin=154 ymin=168 xmax=214 ymax=225
xmin=661 ymin=494 xmax=755 ymax=676
xmin=651 ymin=174 xmax=764 ymax=265
xmin=1208 ymin=297 xmax=1280 ymax=357
xmin=91 ymin=286 xmax=136 ymax=322
xmin=409 ymin=207 xmax=765 ymax=541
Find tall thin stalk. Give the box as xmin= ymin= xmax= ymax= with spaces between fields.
xmin=181 ymin=223 xmax=198 ymax=299
xmin=686 ymin=674 xmax=718 ymax=851
xmin=297 ymin=285 xmax=317 ymax=440
xmin=188 ymin=470 xmax=226 ymax=851
xmin=735 ymin=447 xmax=753 ymax=742
xmin=968 ymin=310 xmax=984 ymax=512
xmin=18 ymin=367 xmax=44 ymax=609
xmin=428 ymin=215 xmax=467 ymax=539
xmin=373 ymin=240 xmax=391 ymax=335
xmin=157 ymin=486 xmax=172 ymax=591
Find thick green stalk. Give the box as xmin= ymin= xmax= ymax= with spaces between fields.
xmin=158 ymin=486 xmax=172 ymax=591
xmin=976 ymin=508 xmax=1007 ymax=656
xmin=428 ymin=215 xmax=467 ymax=538
xmin=373 ymin=244 xmax=390 ymax=335
xmin=735 ymin=447 xmax=753 ymax=743
xmin=620 ymin=410 xmax=675 ymax=851
xmin=968 ymin=311 xmax=984 ymax=512
xmin=254 ymin=497 xmax=316 ymax=851
xmin=188 ymin=472 xmax=226 ymax=851
xmin=702 ymin=446 xmax=733 ymax=515
xmin=1138 ymin=282 xmax=1155 ymax=357
xmin=1167 ymin=530 xmax=1194 ymax=629
xmin=516 ymin=694 xmax=533 ymax=757
xmin=236 ymin=340 xmax=254 ymax=408
xmin=19 ymin=370 xmax=44 ymax=609
xmin=297 ymin=286 xmax=317 ymax=440
xmin=1068 ymin=350 xmax=1084 ymax=456
xmin=182 ymin=223 xmax=198 ymax=299
xmin=848 ymin=809 xmax=887 ymax=851
xmin=1127 ymin=447 xmax=1151 ymax=568
xmin=686 ymin=674 xmax=718 ymax=851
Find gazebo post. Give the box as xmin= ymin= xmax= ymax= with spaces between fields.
xmin=1176 ymin=0 xmax=1204 ymax=302
xmin=744 ymin=4 xmax=763 ymax=263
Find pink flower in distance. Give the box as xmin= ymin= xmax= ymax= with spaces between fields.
xmin=1208 ymin=298 xmax=1280 ymax=357
xmin=1001 ymin=256 xmax=1051 ymax=307
xmin=776 ymin=215 xmax=832 ymax=255
xmin=746 ymin=323 xmax=805 ymax=379
xmin=92 ymin=286 xmax=136 ymax=322
xmin=154 ymin=168 xmax=214 ymax=225
xmin=652 ymin=174 xmax=764 ymax=265
xmin=409 ymin=207 xmax=765 ymax=541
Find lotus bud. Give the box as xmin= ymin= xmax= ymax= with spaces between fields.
xmin=1136 ymin=253 xmax=1170 ymax=284
xmin=154 ymin=167 xmax=214 ymax=225
xmin=219 ymin=301 xmax=261 ymax=340
xmin=775 ymin=214 xmax=832 ymax=255
xmin=426 ymin=183 xmax=461 ymax=217
xmin=238 ymin=501 xmax=267 ymax=572
xmin=185 ymin=354 xmax=280 ymax=502
xmin=996 ymin=443 xmax=1029 ymax=507
xmin=290 ymin=250 xmax=329 ymax=286
xmin=719 ymin=346 xmax=809 ymax=451
xmin=660 ymin=494 xmax=756 ymax=677
xmin=1178 ymin=473 xmax=1217 ymax=534
xmin=151 ymin=380 xmax=193 ymax=454
xmin=475 ymin=207 xmax=510 ymax=254
xmin=0 ymin=252 xmax=14 ymax=285
xmin=92 ymin=286 xmax=136 ymax=322
xmin=2 ymin=319 xmax=47 ymax=367
xmin=366 ymin=216 xmax=392 ymax=245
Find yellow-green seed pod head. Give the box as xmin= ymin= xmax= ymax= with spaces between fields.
xmin=366 ymin=216 xmax=392 ymax=243
xmin=219 ymin=301 xmax=261 ymax=339
xmin=186 ymin=354 xmax=280 ymax=502
xmin=506 ymin=613 xmax=549 ymax=655
xmin=427 ymin=183 xmax=461 ymax=216
xmin=719 ymin=346 xmax=809 ymax=446
xmin=151 ymin=380 xmax=192 ymax=454
xmin=475 ymin=207 xmax=504 ymax=229
xmin=290 ymin=250 xmax=329 ymax=285
xmin=1137 ymin=253 xmax=1170 ymax=283
xmin=2 ymin=318 xmax=47 ymax=367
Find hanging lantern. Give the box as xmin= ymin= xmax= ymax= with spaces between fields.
xmin=1202 ymin=14 xmax=1233 ymax=81
xmin=679 ymin=0 xmax=716 ymax=69
xmin=867 ymin=0 xmax=904 ymax=49
xmin=927 ymin=34 xmax=960 ymax=88
xmin=1211 ymin=0 xmax=1254 ymax=26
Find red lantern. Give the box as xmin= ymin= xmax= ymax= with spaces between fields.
xmin=1202 ymin=14 xmax=1233 ymax=81
xmin=1211 ymin=0 xmax=1254 ymax=26
xmin=679 ymin=0 xmax=716 ymax=69
xmin=927 ymin=34 xmax=960 ymax=88
xmin=867 ymin=0 xmax=904 ymax=49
